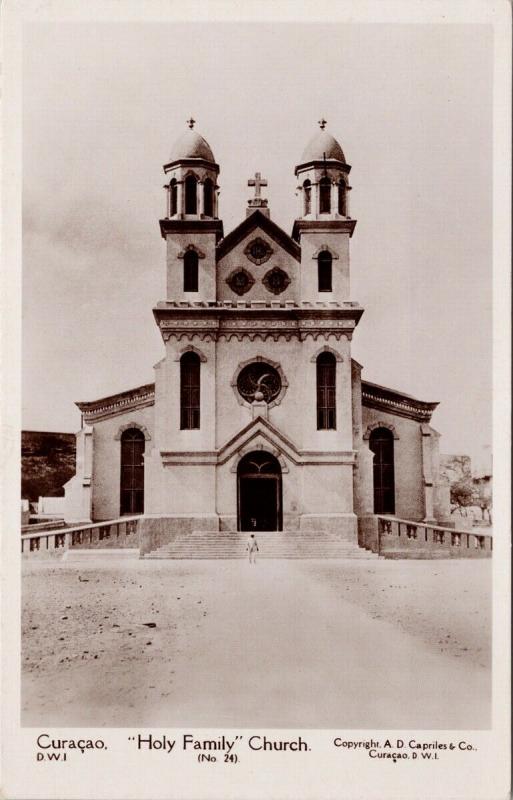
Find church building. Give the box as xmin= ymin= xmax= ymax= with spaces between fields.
xmin=64 ymin=120 xmax=449 ymax=553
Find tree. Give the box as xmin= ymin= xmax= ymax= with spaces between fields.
xmin=450 ymin=479 xmax=474 ymax=516
xmin=473 ymin=477 xmax=493 ymax=523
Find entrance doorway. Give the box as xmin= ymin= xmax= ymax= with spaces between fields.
xmin=369 ymin=427 xmax=395 ymax=514
xmin=237 ymin=451 xmax=282 ymax=531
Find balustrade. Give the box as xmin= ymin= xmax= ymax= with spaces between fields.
xmin=21 ymin=515 xmax=142 ymax=556
xmin=375 ymin=515 xmax=492 ymax=558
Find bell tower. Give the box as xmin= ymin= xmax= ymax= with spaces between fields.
xmin=292 ymin=120 xmax=356 ymax=304
xmin=159 ymin=119 xmax=223 ymax=302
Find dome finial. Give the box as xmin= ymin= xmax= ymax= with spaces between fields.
xmin=186 ymin=116 xmax=196 ymax=130
xmin=318 ymin=117 xmax=327 ymax=131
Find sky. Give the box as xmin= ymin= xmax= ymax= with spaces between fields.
xmin=22 ymin=21 xmax=493 ymax=468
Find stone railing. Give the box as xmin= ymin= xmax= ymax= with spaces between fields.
xmin=371 ymin=516 xmax=493 ymax=558
xmin=21 ymin=516 xmax=142 ymax=556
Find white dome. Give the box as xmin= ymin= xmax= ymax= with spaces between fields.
xmin=300 ymin=130 xmax=346 ymax=164
xmin=168 ymin=129 xmax=215 ymax=162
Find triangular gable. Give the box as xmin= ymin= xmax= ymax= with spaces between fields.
xmin=217 ymin=415 xmax=301 ymax=467
xmin=216 ymin=210 xmax=301 ymax=263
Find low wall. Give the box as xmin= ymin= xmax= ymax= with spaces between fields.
xmin=359 ymin=515 xmax=492 ymax=559
xmin=69 ymin=520 xmax=140 ymax=549
xmin=139 ymin=515 xmax=219 ymax=556
xmin=358 ymin=515 xmax=379 ymax=551
xmin=21 ymin=516 xmax=142 ymax=557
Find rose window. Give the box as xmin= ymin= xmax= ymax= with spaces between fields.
xmin=226 ymin=268 xmax=255 ymax=296
xmin=237 ymin=362 xmax=282 ymax=404
xmin=244 ymin=237 xmax=273 ymax=265
xmin=262 ymin=267 xmax=290 ymax=295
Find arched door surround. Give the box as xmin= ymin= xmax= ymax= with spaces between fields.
xmin=237 ymin=451 xmax=282 ymax=531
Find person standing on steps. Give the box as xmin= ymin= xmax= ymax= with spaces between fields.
xmin=246 ymin=533 xmax=259 ymax=564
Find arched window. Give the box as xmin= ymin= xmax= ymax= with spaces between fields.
xmin=120 ymin=428 xmax=145 ymax=515
xmin=203 ymin=178 xmax=214 ymax=217
xmin=169 ymin=179 xmax=178 ymax=216
xmin=180 ymin=352 xmax=200 ymax=429
xmin=183 ymin=250 xmax=199 ymax=292
xmin=185 ymin=175 xmax=198 ymax=214
xmin=319 ymin=177 xmax=331 ymax=213
xmin=303 ymin=179 xmax=312 ymax=215
xmin=369 ymin=428 xmax=395 ymax=514
xmin=318 ymin=250 xmax=332 ymax=292
xmin=316 ymin=352 xmax=336 ymax=430
xmin=338 ymin=181 xmax=346 ymax=215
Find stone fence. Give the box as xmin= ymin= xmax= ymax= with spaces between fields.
xmin=359 ymin=515 xmax=492 ymax=559
xmin=21 ymin=516 xmax=142 ymax=556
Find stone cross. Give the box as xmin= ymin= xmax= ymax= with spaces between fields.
xmin=248 ymin=172 xmax=268 ymax=200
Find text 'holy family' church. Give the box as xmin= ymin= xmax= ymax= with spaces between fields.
xmin=64 ymin=120 xmax=450 ymax=553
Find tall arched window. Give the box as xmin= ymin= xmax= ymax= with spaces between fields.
xmin=169 ymin=179 xmax=178 ymax=216
xmin=319 ymin=177 xmax=331 ymax=213
xmin=183 ymin=250 xmax=199 ymax=292
xmin=369 ymin=428 xmax=395 ymax=514
xmin=185 ymin=175 xmax=198 ymax=214
xmin=338 ymin=181 xmax=346 ymax=215
xmin=316 ymin=352 xmax=336 ymax=430
xmin=120 ymin=428 xmax=145 ymax=515
xmin=180 ymin=352 xmax=200 ymax=429
xmin=303 ymin=179 xmax=312 ymax=215
xmin=318 ymin=250 xmax=332 ymax=292
xmin=203 ymin=178 xmax=214 ymax=217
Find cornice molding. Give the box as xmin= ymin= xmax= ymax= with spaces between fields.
xmin=362 ymin=381 xmax=438 ymax=423
xmin=159 ymin=218 xmax=224 ymax=241
xmin=76 ymin=384 xmax=155 ymax=424
xmin=292 ymin=218 xmax=357 ymax=242
xmin=216 ymin=210 xmax=301 ymax=263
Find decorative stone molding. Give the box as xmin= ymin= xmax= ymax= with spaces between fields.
xmin=162 ymin=332 xmax=218 ymax=343
xmin=243 ymin=236 xmax=273 ymax=265
xmin=225 ymin=267 xmax=255 ymax=296
xmin=77 ymin=383 xmax=155 ymax=424
xmin=311 ymin=244 xmax=339 ymax=260
xmin=363 ymin=421 xmax=399 ymax=440
xmin=309 ymin=345 xmax=344 ymax=362
xmin=361 ymin=381 xmax=438 ymax=423
xmin=177 ymin=243 xmax=206 ymax=259
xmin=231 ymin=355 xmax=288 ymax=410
xmin=229 ymin=444 xmax=289 ymax=474
xmin=114 ymin=422 xmax=151 ymax=441
xmin=262 ymin=267 xmax=291 ymax=295
xmin=172 ymin=344 xmax=208 ymax=362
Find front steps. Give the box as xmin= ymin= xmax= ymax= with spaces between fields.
xmin=142 ymin=530 xmax=381 ymax=559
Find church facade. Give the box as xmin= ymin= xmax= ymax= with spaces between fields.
xmin=64 ymin=121 xmax=450 ymax=549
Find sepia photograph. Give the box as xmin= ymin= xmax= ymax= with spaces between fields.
xmin=18 ymin=17 xmax=496 ymax=732
xmin=2 ymin=4 xmax=510 ymax=799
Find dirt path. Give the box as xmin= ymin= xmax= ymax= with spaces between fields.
xmin=21 ymin=557 xmax=491 ymax=728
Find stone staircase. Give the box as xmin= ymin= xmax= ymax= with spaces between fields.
xmin=142 ymin=530 xmax=382 ymax=559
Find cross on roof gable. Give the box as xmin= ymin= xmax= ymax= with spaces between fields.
xmin=216 ymin=210 xmax=301 ymax=263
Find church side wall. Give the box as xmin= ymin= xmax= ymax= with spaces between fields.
xmin=361 ymin=406 xmax=425 ymax=521
xmin=90 ymin=406 xmax=154 ymax=521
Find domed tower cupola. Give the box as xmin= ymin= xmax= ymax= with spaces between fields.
xmin=294 ymin=119 xmax=352 ymax=221
xmin=163 ymin=118 xmax=220 ymax=220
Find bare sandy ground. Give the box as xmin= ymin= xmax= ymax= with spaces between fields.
xmin=21 ymin=556 xmax=491 ymax=729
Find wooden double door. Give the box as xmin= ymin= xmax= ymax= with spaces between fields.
xmin=237 ymin=451 xmax=282 ymax=532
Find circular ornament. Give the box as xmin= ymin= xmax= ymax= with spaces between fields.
xmin=226 ymin=268 xmax=255 ymax=296
xmin=237 ymin=362 xmax=282 ymax=404
xmin=244 ymin=237 xmax=273 ymax=265
xmin=262 ymin=267 xmax=291 ymax=295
